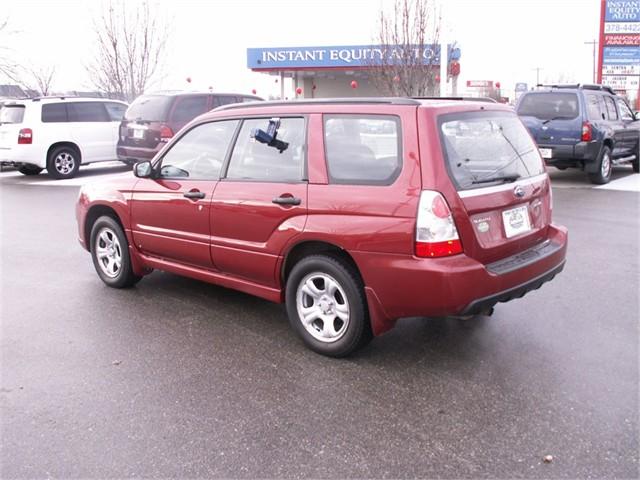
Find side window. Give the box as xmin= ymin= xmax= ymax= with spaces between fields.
xmin=67 ymin=102 xmax=109 ymax=122
xmin=323 ymin=115 xmax=401 ymax=185
xmin=104 ymin=102 xmax=127 ymax=121
xmin=226 ymin=118 xmax=306 ymax=182
xmin=170 ymin=96 xmax=209 ymax=124
xmin=41 ymin=104 xmax=68 ymax=123
xmin=159 ymin=120 xmax=239 ymax=180
xmin=603 ymin=96 xmax=619 ymax=120
xmin=616 ymin=98 xmax=634 ymax=121
xmin=585 ymin=94 xmax=604 ymax=121
xmin=212 ymin=95 xmax=240 ymax=108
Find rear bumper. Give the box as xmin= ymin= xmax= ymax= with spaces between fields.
xmin=541 ymin=141 xmax=600 ymax=165
xmin=116 ymin=144 xmax=163 ymax=164
xmin=353 ymin=224 xmax=568 ymax=329
xmin=0 ymin=145 xmax=44 ymax=168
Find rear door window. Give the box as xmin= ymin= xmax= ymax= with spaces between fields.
xmin=516 ymin=92 xmax=579 ymax=120
xmin=41 ymin=104 xmax=68 ymax=123
xmin=440 ymin=111 xmax=545 ymax=191
xmin=170 ymin=96 xmax=210 ymax=124
xmin=0 ymin=105 xmax=25 ymax=124
xmin=603 ymin=96 xmax=618 ymax=120
xmin=225 ymin=118 xmax=306 ymax=182
xmin=323 ymin=115 xmax=401 ymax=185
xmin=67 ymin=102 xmax=110 ymax=122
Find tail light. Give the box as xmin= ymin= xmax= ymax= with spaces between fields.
xmin=415 ymin=190 xmax=463 ymax=258
xmin=159 ymin=124 xmax=173 ymax=142
xmin=18 ymin=128 xmax=32 ymax=144
xmin=581 ymin=121 xmax=592 ymax=142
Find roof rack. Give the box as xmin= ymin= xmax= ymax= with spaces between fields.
xmin=414 ymin=96 xmax=498 ymax=103
xmin=535 ymin=83 xmax=616 ymax=95
xmin=215 ymin=97 xmax=421 ymax=111
xmin=30 ymin=95 xmax=79 ymax=102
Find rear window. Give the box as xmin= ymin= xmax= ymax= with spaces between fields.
xmin=516 ymin=92 xmax=579 ymax=120
xmin=125 ymin=95 xmax=172 ymax=121
xmin=440 ymin=111 xmax=545 ymax=191
xmin=0 ymin=105 xmax=25 ymax=124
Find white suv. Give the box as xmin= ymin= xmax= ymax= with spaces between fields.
xmin=0 ymin=97 xmax=128 ymax=179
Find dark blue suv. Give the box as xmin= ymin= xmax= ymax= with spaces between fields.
xmin=516 ymin=84 xmax=639 ymax=184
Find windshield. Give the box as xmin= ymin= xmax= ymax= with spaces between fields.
xmin=124 ymin=95 xmax=172 ymax=121
xmin=439 ymin=111 xmax=545 ymax=191
xmin=0 ymin=105 xmax=25 ymax=124
xmin=516 ymin=92 xmax=579 ymax=120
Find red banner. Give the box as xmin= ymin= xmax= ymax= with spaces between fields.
xmin=604 ymin=34 xmax=640 ymax=45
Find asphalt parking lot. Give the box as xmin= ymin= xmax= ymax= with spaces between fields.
xmin=1 ymin=164 xmax=638 ymax=479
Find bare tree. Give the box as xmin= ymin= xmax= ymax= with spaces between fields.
xmin=86 ymin=1 xmax=170 ymax=101
xmin=23 ymin=66 xmax=56 ymax=96
xmin=367 ymin=0 xmax=441 ymax=97
xmin=0 ymin=17 xmax=21 ymax=84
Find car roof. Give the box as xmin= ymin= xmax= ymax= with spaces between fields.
xmin=142 ymin=90 xmax=262 ymax=98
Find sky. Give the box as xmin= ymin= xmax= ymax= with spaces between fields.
xmin=0 ymin=0 xmax=601 ymax=99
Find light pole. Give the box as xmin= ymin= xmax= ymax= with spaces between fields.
xmin=584 ymin=39 xmax=598 ymax=83
xmin=533 ymin=67 xmax=542 ymax=86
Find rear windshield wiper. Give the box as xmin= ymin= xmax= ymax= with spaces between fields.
xmin=542 ymin=116 xmax=573 ymax=125
xmin=471 ymin=174 xmax=521 ymax=185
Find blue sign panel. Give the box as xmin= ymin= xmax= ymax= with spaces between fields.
xmin=605 ymin=0 xmax=640 ymax=22
xmin=247 ymin=45 xmax=461 ymax=69
xmin=603 ymin=45 xmax=640 ymax=64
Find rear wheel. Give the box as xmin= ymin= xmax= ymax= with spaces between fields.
xmin=285 ymin=254 xmax=372 ymax=357
xmin=47 ymin=145 xmax=80 ymax=179
xmin=632 ymin=144 xmax=639 ymax=173
xmin=90 ymin=216 xmax=141 ymax=288
xmin=18 ymin=165 xmax=43 ymax=176
xmin=588 ymin=146 xmax=612 ymax=185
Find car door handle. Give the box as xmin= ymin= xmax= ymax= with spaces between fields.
xmin=183 ymin=191 xmax=206 ymax=199
xmin=272 ymin=195 xmax=301 ymax=206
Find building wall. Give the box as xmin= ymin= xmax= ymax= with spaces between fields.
xmin=299 ymin=74 xmax=382 ymax=98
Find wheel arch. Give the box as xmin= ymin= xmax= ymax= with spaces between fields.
xmin=84 ymin=204 xmax=125 ymax=252
xmin=47 ymin=141 xmax=82 ymax=165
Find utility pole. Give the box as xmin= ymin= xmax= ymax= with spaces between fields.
xmin=533 ymin=67 xmax=542 ymax=86
xmin=584 ymin=39 xmax=597 ymax=83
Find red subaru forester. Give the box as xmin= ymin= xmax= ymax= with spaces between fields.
xmin=76 ymin=98 xmax=568 ymax=357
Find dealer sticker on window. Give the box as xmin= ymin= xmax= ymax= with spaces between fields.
xmin=502 ymin=205 xmax=532 ymax=238
xmin=539 ymin=148 xmax=552 ymax=159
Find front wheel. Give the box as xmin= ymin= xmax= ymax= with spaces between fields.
xmin=285 ymin=254 xmax=372 ymax=357
xmin=588 ymin=146 xmax=612 ymax=185
xmin=90 ymin=216 xmax=141 ymax=288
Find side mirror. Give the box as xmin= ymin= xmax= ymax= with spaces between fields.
xmin=133 ymin=161 xmax=153 ymax=178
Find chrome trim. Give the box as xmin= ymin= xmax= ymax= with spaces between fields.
xmin=458 ymin=173 xmax=548 ymax=198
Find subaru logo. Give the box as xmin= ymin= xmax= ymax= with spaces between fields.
xmin=514 ymin=186 xmax=525 ymax=198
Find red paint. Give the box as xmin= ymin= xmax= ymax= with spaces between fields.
xmin=78 ymin=100 xmax=568 ymax=338
xmin=597 ymin=0 xmax=606 ymax=83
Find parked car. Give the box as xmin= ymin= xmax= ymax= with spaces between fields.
xmin=77 ymin=97 xmax=568 ymax=357
xmin=117 ymin=91 xmax=263 ymax=164
xmin=516 ymin=84 xmax=640 ymax=184
xmin=0 ymin=97 xmax=128 ymax=179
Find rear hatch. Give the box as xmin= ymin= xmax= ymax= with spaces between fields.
xmin=119 ymin=95 xmax=173 ymax=149
xmin=516 ymin=92 xmax=582 ymax=146
xmin=433 ymin=109 xmax=552 ymax=264
xmin=0 ymin=104 xmax=26 ymax=152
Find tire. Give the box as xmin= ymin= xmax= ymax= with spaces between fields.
xmin=588 ymin=146 xmax=612 ymax=185
xmin=47 ymin=145 xmax=80 ymax=179
xmin=90 ymin=216 xmax=141 ymax=288
xmin=18 ymin=165 xmax=43 ymax=176
xmin=633 ymin=144 xmax=639 ymax=173
xmin=285 ymin=254 xmax=372 ymax=357
xmin=555 ymin=166 xmax=568 ymax=171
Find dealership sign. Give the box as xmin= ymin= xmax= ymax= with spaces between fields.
xmin=598 ymin=0 xmax=640 ymax=103
xmin=247 ymin=45 xmax=461 ymax=69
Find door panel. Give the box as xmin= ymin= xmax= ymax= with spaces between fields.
xmin=131 ymin=178 xmax=216 ymax=268
xmin=67 ymin=102 xmax=113 ymax=162
xmin=210 ymin=116 xmax=308 ymax=287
